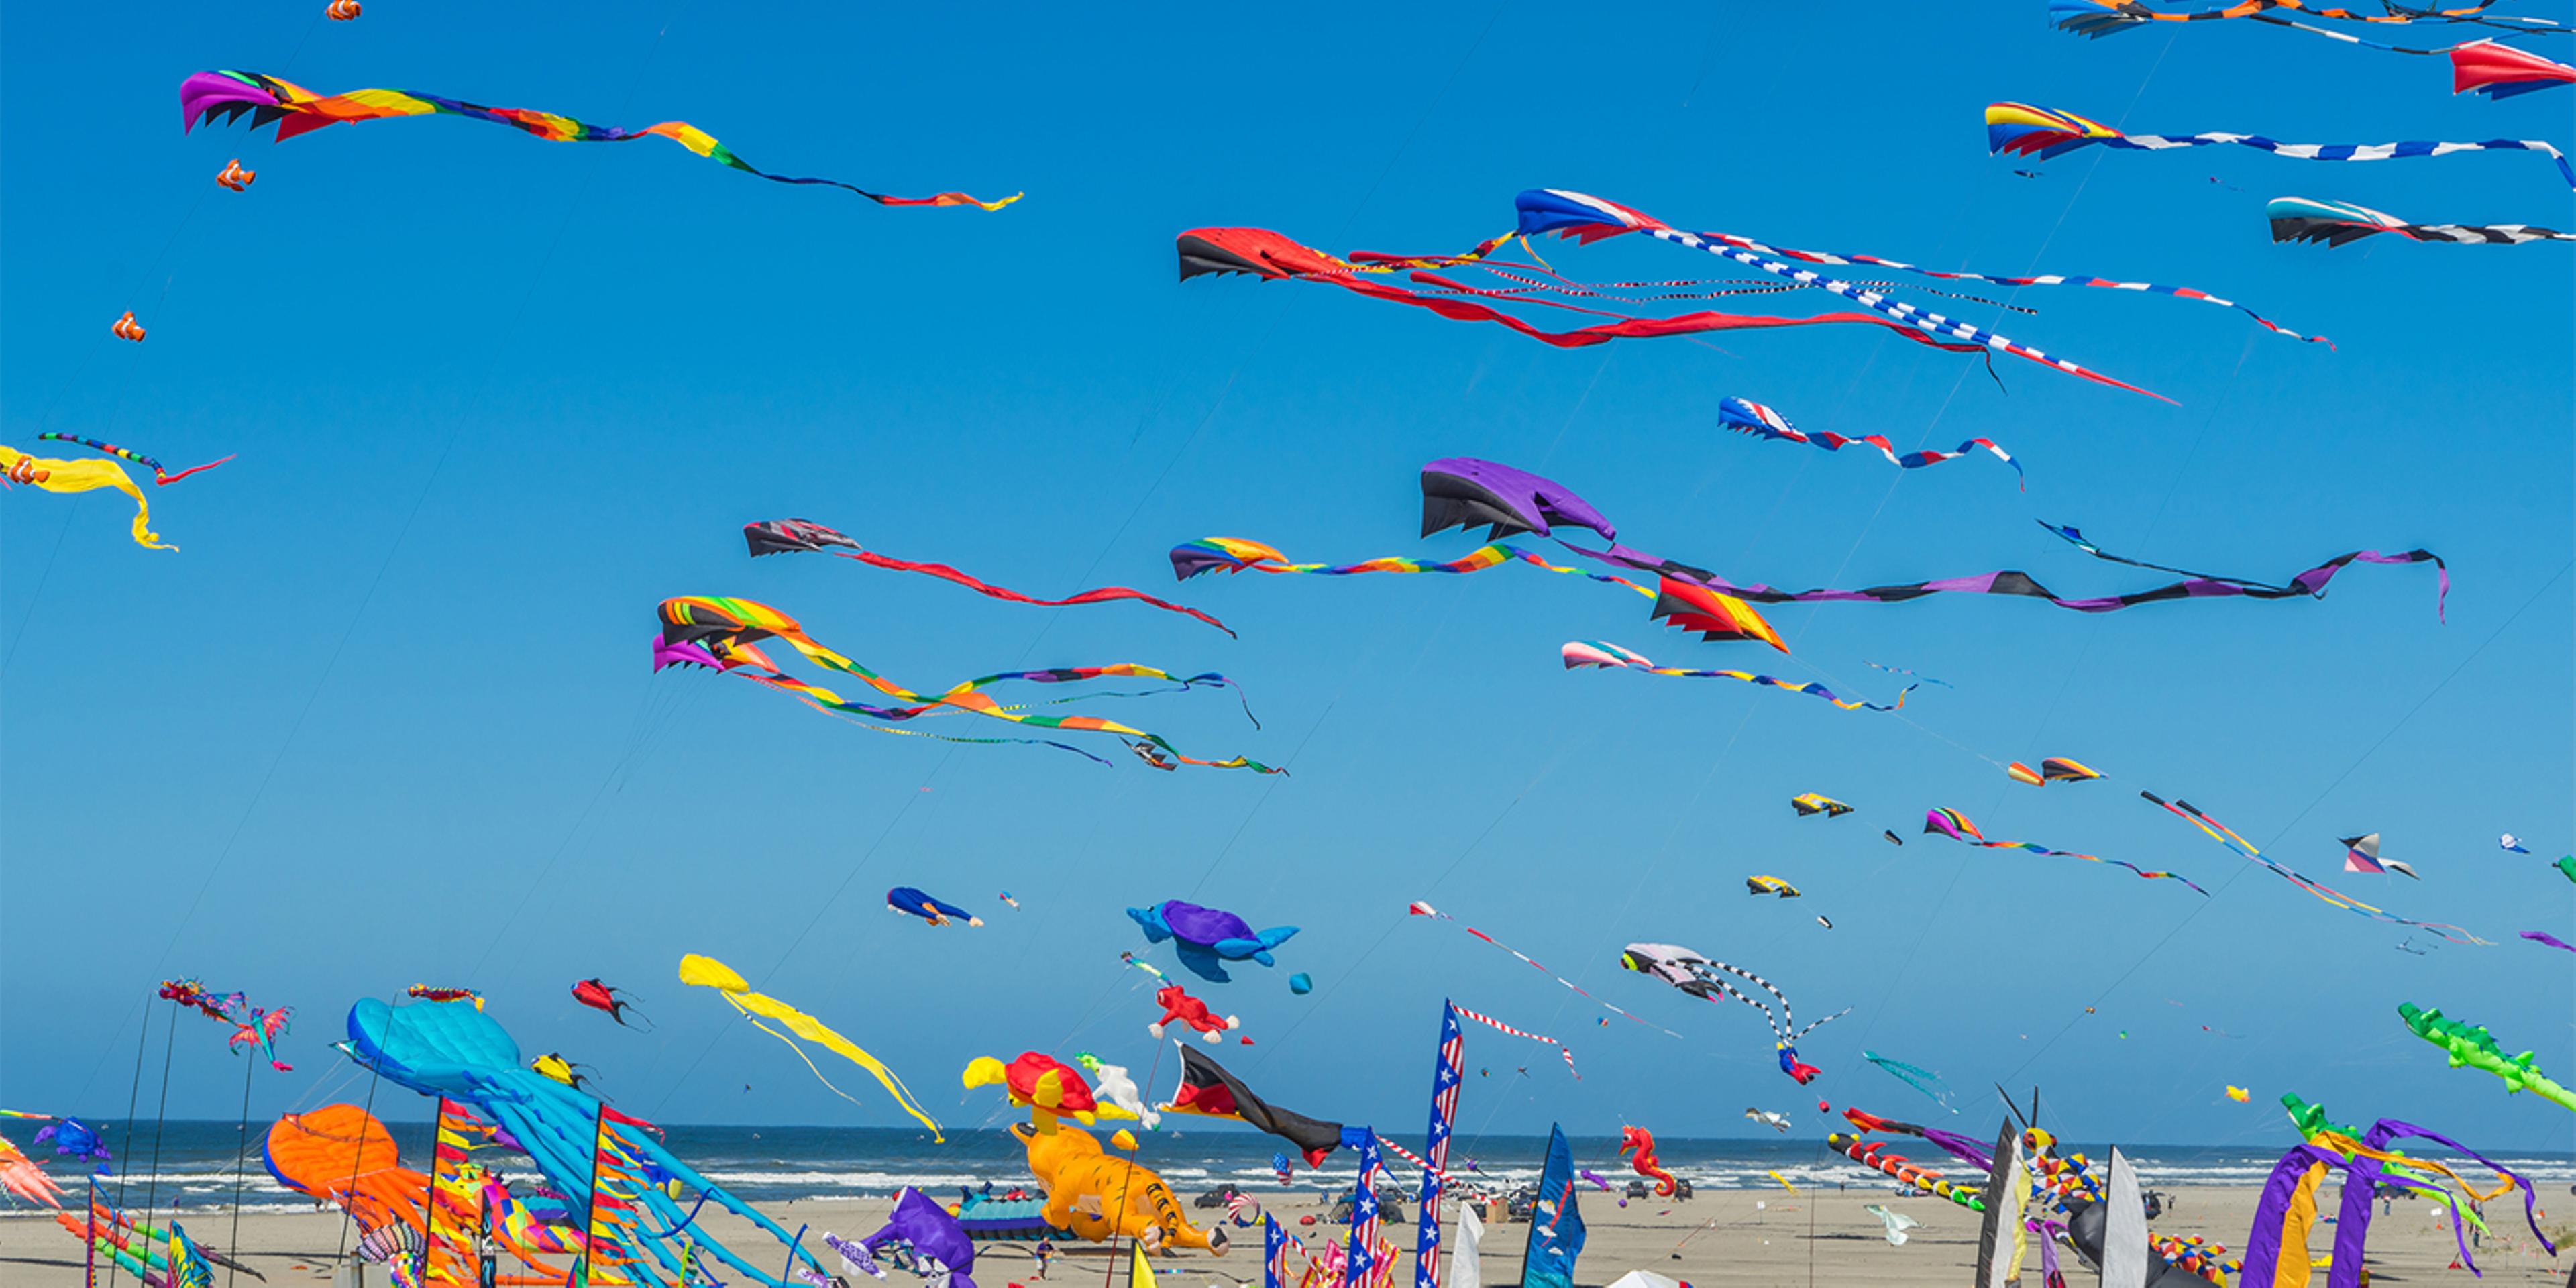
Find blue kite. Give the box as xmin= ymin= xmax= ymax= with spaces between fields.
xmin=888 ymin=888 xmax=983 ymax=928
xmin=1127 ymin=899 xmax=1298 ymax=982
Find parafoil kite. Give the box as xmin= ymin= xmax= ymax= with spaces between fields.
xmin=745 ymin=519 xmax=1233 ymax=636
xmin=888 ymin=888 xmax=983 ymax=927
xmin=1617 ymin=943 xmax=1847 ymax=1083
xmin=344 ymin=992 xmax=832 ymax=1285
xmin=1743 ymin=1108 xmax=1792 ymax=1133
xmin=570 ymin=978 xmax=649 ymax=1030
xmin=1 ymin=444 xmax=174 ymax=550
xmin=2268 ymin=194 xmax=2575 ymax=246
xmin=2142 ymin=792 xmax=2484 ymax=943
xmin=1618 ymin=1127 xmax=1676 ymax=1197
xmin=1988 ymin=101 xmax=2576 ymax=191
xmin=2399 ymin=1002 xmax=2575 ymax=1110
xmin=1004 ymin=1120 xmax=1224 ymax=1253
xmin=2339 ymin=833 xmax=2418 ymax=879
xmin=677 ymin=953 xmax=944 ymax=1138
xmin=964 ymin=1052 xmax=1134 ymax=1132
xmin=182 ymin=71 xmax=1018 ymax=209
xmin=1158 ymin=1045 xmax=1344 ymax=1169
xmin=1562 ymin=642 xmax=1908 ymax=710
xmin=1744 ymin=875 xmax=1802 ymax=898
xmin=2006 ymin=757 xmax=2102 ymax=786
xmin=655 ymin=596 xmax=1281 ymax=771
xmin=1 ymin=1134 xmax=64 ymax=1208
xmin=1717 ymin=397 xmax=2023 ymax=487
xmin=1128 ymin=899 xmax=1297 ymax=981
xmin=1861 ymin=1053 xmax=1957 ymax=1112
xmin=1790 ymin=794 xmax=1852 ymax=818
xmin=1149 ymin=983 xmax=1241 ymax=1043
xmin=1923 ymin=807 xmax=2208 ymax=894
xmin=1073 ymin=1054 xmax=1159 ymax=1129
xmin=1408 ymin=902 xmax=1680 ymax=1036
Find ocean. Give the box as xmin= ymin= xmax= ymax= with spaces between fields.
xmin=10 ymin=1120 xmax=2574 ymax=1218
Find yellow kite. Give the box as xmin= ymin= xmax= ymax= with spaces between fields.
xmin=678 ymin=953 xmax=942 ymax=1140
xmin=1 ymin=445 xmax=170 ymax=549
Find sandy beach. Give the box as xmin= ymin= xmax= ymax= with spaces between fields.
xmin=7 ymin=1184 xmax=2567 ymax=1287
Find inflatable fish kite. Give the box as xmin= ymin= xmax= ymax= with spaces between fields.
xmin=182 ymin=70 xmax=1018 ymax=209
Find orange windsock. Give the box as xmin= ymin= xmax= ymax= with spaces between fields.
xmin=111 ymin=311 xmax=146 ymax=342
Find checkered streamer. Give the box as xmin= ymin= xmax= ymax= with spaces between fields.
xmin=1410 ymin=1003 xmax=1466 ymax=1288
xmin=1452 ymin=1004 xmax=1580 ymax=1079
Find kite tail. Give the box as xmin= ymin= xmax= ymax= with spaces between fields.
xmin=835 ymin=549 xmax=1236 ymax=637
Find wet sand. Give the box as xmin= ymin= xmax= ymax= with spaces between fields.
xmin=4 ymin=1185 xmax=2565 ymax=1285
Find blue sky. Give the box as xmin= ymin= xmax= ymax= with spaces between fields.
xmin=4 ymin=1 xmax=2569 ymax=1153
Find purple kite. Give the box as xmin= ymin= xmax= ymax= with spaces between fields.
xmin=1128 ymin=899 xmax=1299 ymax=982
xmin=863 ymin=1187 xmax=979 ymax=1288
xmin=2522 ymin=931 xmax=2576 ymax=953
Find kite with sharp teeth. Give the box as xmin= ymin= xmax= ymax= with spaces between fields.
xmin=2268 ymin=195 xmax=2575 ymax=246
xmin=1987 ymin=99 xmax=2575 ymax=191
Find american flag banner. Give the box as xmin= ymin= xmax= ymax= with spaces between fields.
xmin=1342 ymin=1129 xmax=1386 ymax=1288
xmin=1265 ymin=1214 xmax=1291 ymax=1288
xmin=1450 ymin=1004 xmax=1579 ymax=1079
xmin=1411 ymin=1003 xmax=1465 ymax=1288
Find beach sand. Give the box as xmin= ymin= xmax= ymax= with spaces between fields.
xmin=5 ymin=1186 xmax=2566 ymax=1287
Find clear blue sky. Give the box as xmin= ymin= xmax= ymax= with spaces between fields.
xmin=4 ymin=1 xmax=2569 ymax=1154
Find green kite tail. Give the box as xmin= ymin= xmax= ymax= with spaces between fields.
xmin=2398 ymin=1004 xmax=2576 ymax=1112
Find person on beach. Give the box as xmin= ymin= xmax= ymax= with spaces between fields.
xmin=1035 ymin=1238 xmax=1055 ymax=1279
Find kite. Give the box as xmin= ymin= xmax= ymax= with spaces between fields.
xmin=2143 ymin=792 xmax=2486 ymax=943
xmin=1861 ymin=1053 xmax=1956 ymax=1112
xmin=2453 ymin=41 xmax=2576 ymax=96
xmin=1882 ymin=830 xmax=1904 ymax=846
xmin=1864 ymin=1205 xmax=1921 ymax=1246
xmin=32 ymin=1118 xmax=109 ymax=1169
xmin=1003 ymin=1122 xmax=1222 ymax=1253
xmin=963 ymin=1052 xmax=1134 ymax=1132
xmin=1158 ymin=1045 xmax=1344 ymax=1167
xmin=404 ymin=985 xmax=482 ymax=1009
xmin=744 ymin=519 xmax=1232 ymax=637
xmin=326 ymin=0 xmax=360 ymax=19
xmin=32 ymin=435 xmax=231 ymax=486
xmin=1827 ymin=1136 xmax=1982 ymax=1210
xmin=2560 ymin=855 xmax=2576 ymax=883
xmin=2498 ymin=834 xmax=2529 ymax=853
xmin=263 ymin=1104 xmax=579 ymax=1281
xmin=863 ymin=1187 xmax=995 ymax=1286
xmin=1717 ymin=397 xmax=2023 ymax=487
xmin=656 ymin=596 xmax=1280 ymax=772
xmin=2340 ymin=833 xmax=2418 ymax=879
xmin=1986 ymin=101 xmax=2576 ymax=191
xmin=888 ymin=888 xmax=983 ymax=928
xmin=1815 ymin=916 xmax=1833 ymax=930
xmin=1617 ymin=943 xmax=1848 ymax=1083
xmin=1744 ymin=875 xmax=1801 ymax=898
xmin=678 ymin=953 xmax=944 ymax=1138
xmin=528 ymin=1053 xmax=591 ymax=1091
xmin=182 ymin=70 xmax=1018 ymax=209
xmin=343 ymin=992 xmax=833 ymax=1285
xmin=1453 ymin=1002 xmax=1582 ymax=1079
xmin=2267 ymin=194 xmax=2575 ymax=246
xmin=570 ymin=978 xmax=649 ymax=1030
xmin=1175 ymin=225 xmax=2026 ymax=372
xmin=1409 ymin=902 xmax=1681 ymax=1037
xmin=227 ymin=1006 xmax=294 ymax=1071
xmin=1 ymin=444 xmax=173 ymax=550
xmin=1073 ymin=1054 xmax=1159 ymax=1130
xmin=1127 ymin=899 xmax=1297 ymax=981
xmin=997 ymin=892 xmax=1021 ymax=909
xmin=2006 ymin=757 xmax=2102 ymax=786
xmin=1563 ymin=642 xmax=1907 ymax=710
xmin=1288 ymin=972 xmax=1313 ymax=995
xmin=1790 ymin=794 xmax=1851 ymax=818
xmin=2398 ymin=1003 xmax=2574 ymax=1111
xmin=2226 ymin=1086 xmax=2252 ymax=1103
xmin=2522 ymin=931 xmax=2576 ymax=953
xmin=1619 ymin=1128 xmax=1676 ymax=1197
xmin=1743 ymin=1109 xmax=1791 ymax=1133
xmin=1149 ymin=983 xmax=1241 ymax=1044
xmin=824 ymin=1232 xmax=885 ymax=1282
xmin=111 ymin=311 xmax=145 ymax=342
xmin=1923 ymin=807 xmax=2208 ymax=894
xmin=1 ymin=1134 xmax=64 ymax=1208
